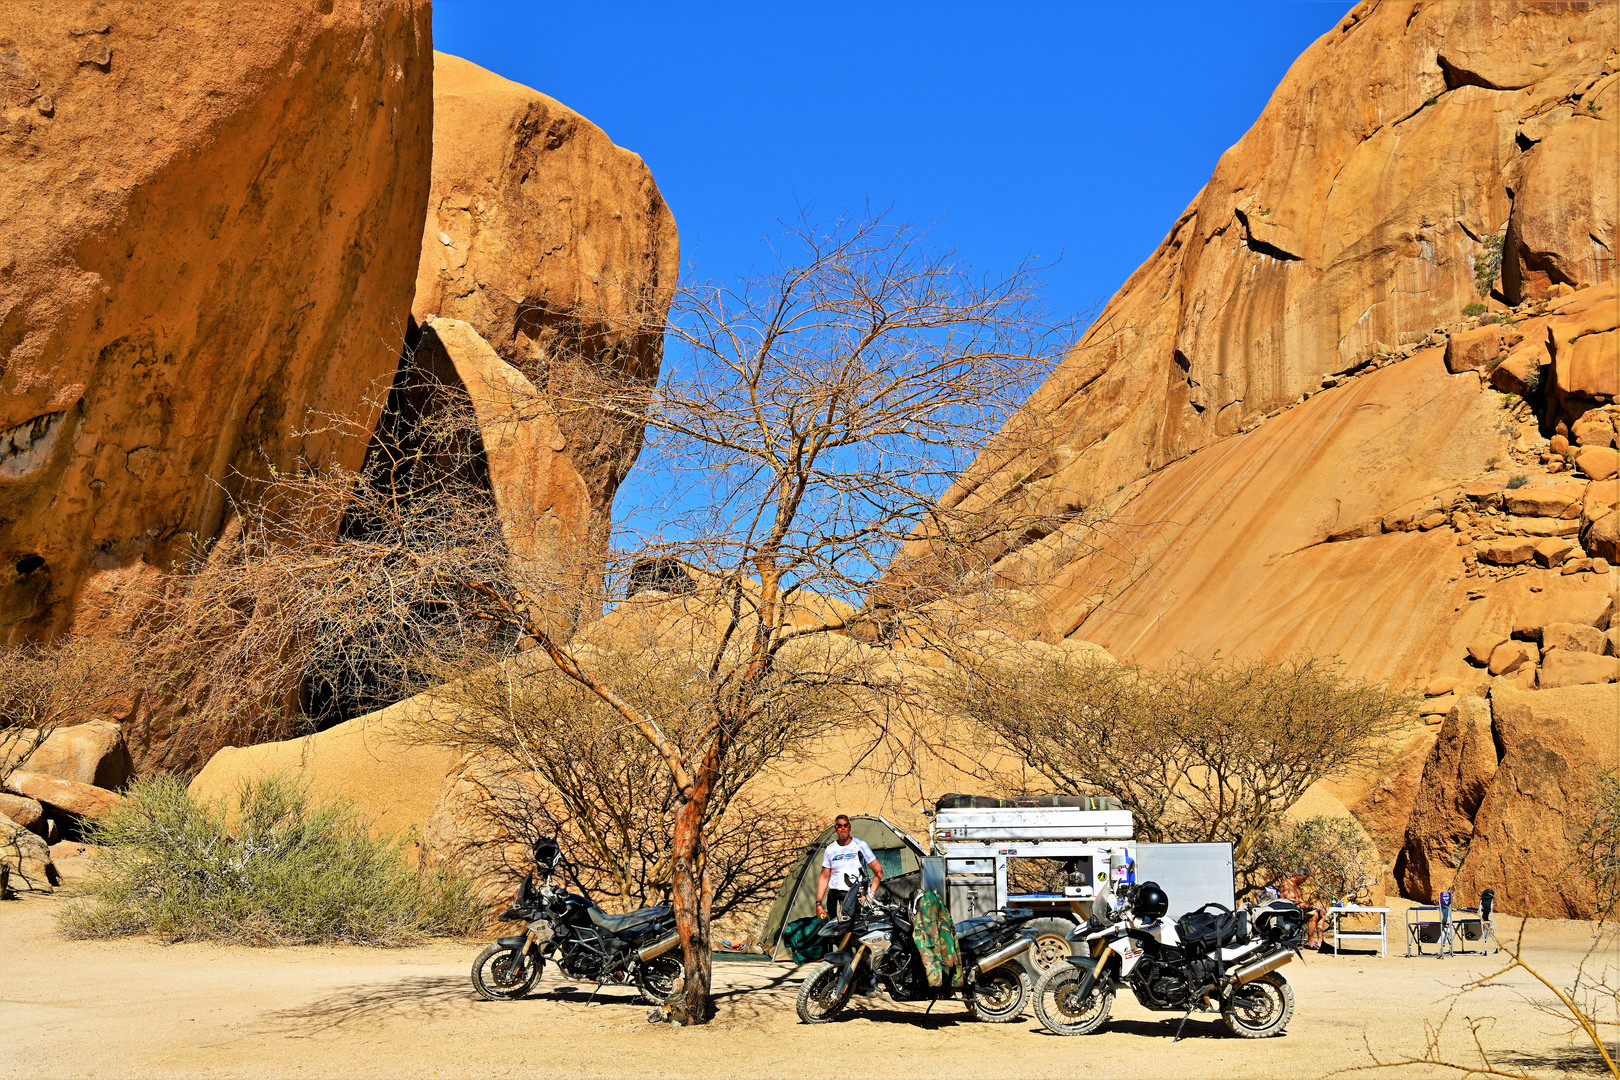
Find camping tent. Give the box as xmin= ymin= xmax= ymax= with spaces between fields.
xmin=758 ymin=815 xmax=928 ymax=960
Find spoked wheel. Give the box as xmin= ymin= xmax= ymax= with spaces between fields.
xmin=1222 ymin=972 xmax=1294 ymax=1038
xmin=471 ymin=943 xmax=540 ymax=1001
xmin=635 ymin=953 xmax=685 ymax=1005
xmin=1032 ymin=966 xmax=1114 ymax=1035
xmin=966 ymin=965 xmax=1030 ymax=1023
xmin=1024 ymin=918 xmax=1077 ymax=977
xmin=795 ymin=961 xmax=853 ymax=1024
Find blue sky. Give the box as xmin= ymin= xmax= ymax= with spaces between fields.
xmin=433 ymin=1 xmax=1347 ymax=560
xmin=434 ymin=1 xmax=1345 ymax=322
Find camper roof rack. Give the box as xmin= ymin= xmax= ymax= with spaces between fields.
xmin=934 ymin=793 xmax=1122 ymax=812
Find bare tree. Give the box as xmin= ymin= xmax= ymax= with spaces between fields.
xmin=414 ymin=641 xmax=830 ymax=923
xmin=935 ymin=652 xmax=1413 ymax=888
xmin=132 ymin=208 xmax=1066 ymax=1023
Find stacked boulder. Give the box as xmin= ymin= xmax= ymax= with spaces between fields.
xmin=1 ymin=720 xmax=130 ymax=894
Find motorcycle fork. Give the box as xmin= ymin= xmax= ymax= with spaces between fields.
xmin=833 ymin=945 xmax=869 ymax=999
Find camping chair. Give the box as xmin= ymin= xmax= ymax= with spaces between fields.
xmin=1453 ymin=889 xmax=1500 ymax=955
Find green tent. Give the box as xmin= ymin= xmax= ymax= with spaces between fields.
xmin=757 ymin=815 xmax=928 ymax=960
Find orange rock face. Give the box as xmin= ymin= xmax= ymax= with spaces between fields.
xmin=412 ymin=53 xmax=678 ymax=553
xmin=932 ymin=0 xmax=1617 ymax=560
xmin=0 ymin=1 xmax=433 ymax=641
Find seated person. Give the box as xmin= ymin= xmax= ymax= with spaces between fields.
xmin=1277 ymin=869 xmax=1326 ymax=949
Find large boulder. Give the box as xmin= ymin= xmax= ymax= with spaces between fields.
xmin=4 ymin=770 xmax=122 ymax=819
xmin=412 ymin=53 xmax=678 ymax=563
xmin=0 ymin=811 xmax=59 ymax=891
xmin=6 ymin=720 xmax=130 ymax=788
xmin=1396 ymin=696 xmax=1498 ymax=902
xmin=1450 ymin=683 xmax=1620 ymax=918
xmin=0 ymin=1 xmax=433 ymax=641
xmin=188 ymin=696 xmax=460 ymax=861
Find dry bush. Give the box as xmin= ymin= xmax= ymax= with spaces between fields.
xmin=935 ymin=653 xmax=1413 ymax=890
xmin=416 ymin=644 xmax=842 ymax=924
xmin=0 ymin=636 xmax=133 ymax=784
xmin=61 ymin=774 xmax=484 ymax=946
xmin=1580 ymin=769 xmax=1620 ymax=918
xmin=125 ymin=376 xmax=525 ymax=773
xmin=1249 ymin=814 xmax=1379 ymax=906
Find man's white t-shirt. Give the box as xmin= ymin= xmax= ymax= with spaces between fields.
xmin=822 ymin=837 xmax=877 ymax=891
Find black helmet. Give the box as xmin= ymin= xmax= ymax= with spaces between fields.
xmin=1134 ymin=880 xmax=1169 ymax=921
xmin=531 ymin=836 xmax=562 ymax=874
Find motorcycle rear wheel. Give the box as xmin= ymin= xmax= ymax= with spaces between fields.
xmin=966 ymin=965 xmax=1029 ymax=1023
xmin=795 ymin=961 xmax=853 ymax=1024
xmin=471 ymin=943 xmax=540 ymax=1001
xmin=1032 ymin=966 xmax=1113 ymax=1035
xmin=1222 ymin=972 xmax=1294 ymax=1038
xmin=635 ymin=953 xmax=685 ymax=1005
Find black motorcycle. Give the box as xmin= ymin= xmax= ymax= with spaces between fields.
xmin=1032 ymin=880 xmax=1306 ymax=1039
xmin=795 ymin=869 xmax=1041 ymax=1024
xmin=470 ymin=837 xmax=684 ymax=1005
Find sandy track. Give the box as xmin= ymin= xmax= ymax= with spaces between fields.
xmin=3 ymin=861 xmax=1613 ymax=1079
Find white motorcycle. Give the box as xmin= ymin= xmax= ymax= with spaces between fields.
xmin=1031 ymin=878 xmax=1306 ymax=1039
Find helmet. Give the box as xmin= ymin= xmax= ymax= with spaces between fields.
xmin=1134 ymin=880 xmax=1169 ymax=921
xmin=531 ymin=836 xmax=562 ymax=874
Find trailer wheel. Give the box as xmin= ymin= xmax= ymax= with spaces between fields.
xmin=1024 ymin=918 xmax=1076 ymax=975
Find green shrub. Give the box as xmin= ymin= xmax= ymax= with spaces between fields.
xmin=1507 ymin=474 xmax=1530 ymax=489
xmin=1484 ymin=455 xmax=1500 ymax=471
xmin=60 ymin=775 xmax=485 ymax=946
xmin=1462 ymin=303 xmax=1488 ymax=317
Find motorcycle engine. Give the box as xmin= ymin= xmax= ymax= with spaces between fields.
xmin=1138 ymin=959 xmax=1189 ymax=1009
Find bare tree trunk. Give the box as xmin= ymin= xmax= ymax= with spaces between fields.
xmin=668 ymin=777 xmax=713 ymax=1025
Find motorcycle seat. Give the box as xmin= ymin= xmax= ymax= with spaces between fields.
xmin=588 ymin=904 xmax=670 ymax=935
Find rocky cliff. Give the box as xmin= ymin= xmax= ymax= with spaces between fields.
xmin=905 ymin=0 xmax=1618 ymax=916
xmin=930 ymin=0 xmax=1616 ymax=581
xmin=0 ymin=1 xmax=434 ymax=641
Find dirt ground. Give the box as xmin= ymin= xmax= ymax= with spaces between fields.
xmin=4 ymin=851 xmax=1616 ymax=1080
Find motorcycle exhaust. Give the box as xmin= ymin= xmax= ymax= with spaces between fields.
xmin=976 ymin=936 xmax=1035 ymax=974
xmin=1232 ymin=948 xmax=1293 ymax=985
xmin=637 ymin=933 xmax=681 ymax=962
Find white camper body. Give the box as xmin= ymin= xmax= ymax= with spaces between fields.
xmin=928 ymin=803 xmax=1234 ymax=928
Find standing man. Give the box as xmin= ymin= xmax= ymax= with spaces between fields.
xmin=815 ymin=814 xmax=883 ymax=919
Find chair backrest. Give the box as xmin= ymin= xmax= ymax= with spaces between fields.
xmin=1480 ymin=889 xmax=1495 ymax=921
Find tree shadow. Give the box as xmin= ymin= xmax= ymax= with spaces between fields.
xmin=1495 ymin=1047 xmax=1617 ymax=1075
xmin=260 ymin=976 xmax=476 ymax=1035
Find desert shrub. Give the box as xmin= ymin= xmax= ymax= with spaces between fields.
xmin=1578 ymin=769 xmax=1620 ymax=916
xmin=61 ymin=775 xmax=484 ymax=946
xmin=1474 ymin=230 xmax=1505 ymax=298
xmin=1462 ymin=303 xmax=1488 ymax=316
xmin=1507 ymin=474 xmax=1530 ymax=489
xmin=1249 ymin=814 xmax=1378 ymax=905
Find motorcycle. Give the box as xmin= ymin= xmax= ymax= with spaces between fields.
xmin=470 ymin=837 xmax=684 ymax=1005
xmin=796 ymin=868 xmax=1041 ymax=1024
xmin=1032 ymin=879 xmax=1306 ymax=1039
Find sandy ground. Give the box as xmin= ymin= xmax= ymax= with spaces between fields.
xmin=4 ymin=852 xmax=1617 ymax=1080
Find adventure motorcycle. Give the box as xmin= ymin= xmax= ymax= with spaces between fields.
xmin=1032 ymin=879 xmax=1306 ymax=1039
xmin=470 ymin=837 xmax=684 ymax=1005
xmin=796 ymin=868 xmax=1041 ymax=1024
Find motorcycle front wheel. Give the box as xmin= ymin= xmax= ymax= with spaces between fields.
xmin=635 ymin=953 xmax=686 ymax=1005
xmin=795 ymin=961 xmax=853 ymax=1024
xmin=471 ymin=943 xmax=540 ymax=1001
xmin=1222 ymin=972 xmax=1294 ymax=1038
xmin=966 ymin=965 xmax=1029 ymax=1023
xmin=1032 ymin=966 xmax=1113 ymax=1035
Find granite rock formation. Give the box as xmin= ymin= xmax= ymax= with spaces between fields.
xmin=412 ymin=53 xmax=678 ymax=558
xmin=0 ymin=1 xmax=434 ymax=641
